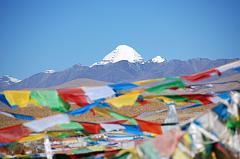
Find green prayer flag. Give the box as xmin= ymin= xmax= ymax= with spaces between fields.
xmin=165 ymin=95 xmax=189 ymax=102
xmin=146 ymin=79 xmax=186 ymax=94
xmin=109 ymin=111 xmax=138 ymax=125
xmin=60 ymin=122 xmax=83 ymax=130
xmin=165 ymin=95 xmax=202 ymax=104
xmin=58 ymin=132 xmax=71 ymax=139
xmin=227 ymin=119 xmax=240 ymax=131
xmin=30 ymin=90 xmax=70 ymax=112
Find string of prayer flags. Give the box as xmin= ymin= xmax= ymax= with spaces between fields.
xmin=80 ymin=122 xmax=101 ymax=134
xmin=216 ymin=60 xmax=240 ymax=73
xmin=104 ymin=120 xmax=127 ymax=124
xmin=146 ymin=79 xmax=186 ymax=94
xmin=67 ymin=102 xmax=100 ymax=116
xmin=57 ymin=88 xmax=89 ymax=106
xmin=133 ymin=78 xmax=165 ymax=85
xmin=182 ymin=60 xmax=240 ymax=82
xmin=18 ymin=133 xmax=45 ymax=143
xmin=3 ymin=90 xmax=31 ymax=108
xmin=0 ymin=124 xmax=30 ymax=143
xmin=0 ymin=111 xmax=35 ymax=120
xmin=109 ymin=83 xmax=138 ymax=91
xmin=176 ymin=103 xmax=202 ymax=111
xmin=136 ymin=119 xmax=163 ymax=135
xmin=123 ymin=125 xmax=143 ymax=136
xmin=93 ymin=107 xmax=138 ymax=125
xmin=149 ymin=94 xmax=215 ymax=105
xmin=23 ymin=114 xmax=70 ymax=132
xmin=60 ymin=122 xmax=84 ymax=130
xmin=0 ymin=94 xmax=12 ymax=108
xmin=100 ymin=123 xmax=125 ymax=132
xmin=30 ymin=90 xmax=70 ymax=112
xmin=106 ymin=90 xmax=142 ymax=108
xmin=167 ymin=94 xmax=214 ymax=105
xmin=81 ymin=86 xmax=115 ymax=101
xmin=108 ymin=111 xmax=138 ymax=125
xmin=182 ymin=68 xmax=221 ymax=82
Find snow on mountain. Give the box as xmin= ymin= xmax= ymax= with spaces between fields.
xmin=91 ymin=45 xmax=144 ymax=67
xmin=2 ymin=58 xmax=238 ymax=90
xmin=0 ymin=75 xmax=21 ymax=91
xmin=44 ymin=69 xmax=56 ymax=73
xmin=0 ymin=75 xmax=21 ymax=83
xmin=150 ymin=56 xmax=166 ymax=63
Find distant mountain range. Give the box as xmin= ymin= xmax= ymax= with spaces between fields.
xmin=0 ymin=45 xmax=239 ymax=91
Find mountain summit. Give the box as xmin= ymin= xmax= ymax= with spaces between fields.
xmin=1 ymin=44 xmax=238 ymax=91
xmin=0 ymin=75 xmax=21 ymax=90
xmin=149 ymin=56 xmax=166 ymax=63
xmin=91 ymin=45 xmax=144 ymax=66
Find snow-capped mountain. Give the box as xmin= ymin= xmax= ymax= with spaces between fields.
xmin=44 ymin=69 xmax=56 ymax=74
xmin=91 ymin=45 xmax=144 ymax=67
xmin=0 ymin=75 xmax=21 ymax=83
xmin=0 ymin=75 xmax=21 ymax=91
xmin=1 ymin=44 xmax=238 ymax=90
xmin=150 ymin=56 xmax=166 ymax=63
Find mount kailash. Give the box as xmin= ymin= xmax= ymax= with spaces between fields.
xmin=0 ymin=45 xmax=238 ymax=90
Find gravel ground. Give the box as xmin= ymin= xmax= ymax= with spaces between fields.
xmin=0 ymin=101 xmax=216 ymax=129
xmin=0 ymin=75 xmax=239 ymax=129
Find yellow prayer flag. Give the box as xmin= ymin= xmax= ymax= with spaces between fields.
xmin=93 ymin=107 xmax=111 ymax=117
xmin=106 ymin=91 xmax=142 ymax=108
xmin=29 ymin=98 xmax=41 ymax=107
xmin=19 ymin=133 xmax=45 ymax=143
xmin=4 ymin=90 xmax=31 ymax=107
xmin=156 ymin=96 xmax=174 ymax=104
xmin=133 ymin=78 xmax=165 ymax=85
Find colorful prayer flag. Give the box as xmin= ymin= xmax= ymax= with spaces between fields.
xmin=58 ymin=88 xmax=89 ymax=106
xmin=106 ymin=91 xmax=141 ymax=108
xmin=30 ymin=90 xmax=70 ymax=112
xmin=81 ymin=86 xmax=115 ymax=101
xmin=4 ymin=90 xmax=31 ymax=108
xmin=23 ymin=114 xmax=70 ymax=132
xmin=0 ymin=124 xmax=30 ymax=143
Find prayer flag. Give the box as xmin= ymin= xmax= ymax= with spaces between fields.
xmin=146 ymin=80 xmax=186 ymax=94
xmin=24 ymin=114 xmax=70 ymax=132
xmin=81 ymin=86 xmax=115 ymax=101
xmin=81 ymin=122 xmax=101 ymax=134
xmin=0 ymin=124 xmax=30 ymax=143
xmin=30 ymin=90 xmax=70 ymax=112
xmin=58 ymin=88 xmax=89 ymax=106
xmin=136 ymin=119 xmax=162 ymax=135
xmin=106 ymin=91 xmax=141 ymax=108
xmin=4 ymin=90 xmax=30 ymax=108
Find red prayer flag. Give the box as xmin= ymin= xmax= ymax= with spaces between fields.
xmin=136 ymin=119 xmax=162 ymax=135
xmin=104 ymin=120 xmax=127 ymax=124
xmin=181 ymin=94 xmax=213 ymax=105
xmin=0 ymin=124 xmax=30 ymax=143
xmin=81 ymin=122 xmax=101 ymax=134
xmin=182 ymin=68 xmax=221 ymax=82
xmin=58 ymin=88 xmax=89 ymax=106
xmin=138 ymin=100 xmax=150 ymax=106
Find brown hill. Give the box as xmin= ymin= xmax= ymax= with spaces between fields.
xmin=48 ymin=78 xmax=109 ymax=89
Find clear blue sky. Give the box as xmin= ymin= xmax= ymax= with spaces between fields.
xmin=0 ymin=0 xmax=239 ymax=79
